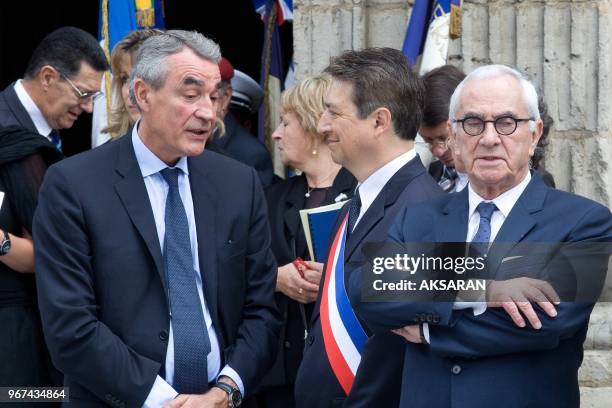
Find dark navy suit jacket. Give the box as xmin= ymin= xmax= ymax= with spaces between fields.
xmin=294 ymin=155 xmax=442 ymax=408
xmin=33 ymin=134 xmax=281 ymax=406
xmin=350 ymin=174 xmax=612 ymax=408
xmin=210 ymin=113 xmax=275 ymax=188
xmin=0 ymin=82 xmax=38 ymax=130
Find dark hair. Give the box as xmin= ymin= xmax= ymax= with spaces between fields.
xmin=24 ymin=27 xmax=109 ymax=79
xmin=324 ymin=47 xmax=425 ymax=140
xmin=421 ymin=65 xmax=465 ymax=127
xmin=532 ymin=92 xmax=554 ymax=170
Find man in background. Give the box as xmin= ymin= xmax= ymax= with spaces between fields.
xmin=209 ymin=57 xmax=275 ymax=188
xmin=419 ymin=65 xmax=467 ymax=193
xmin=0 ymin=26 xmax=108 ymax=152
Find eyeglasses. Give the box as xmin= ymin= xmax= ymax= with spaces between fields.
xmin=424 ymin=139 xmax=448 ymax=149
xmin=59 ymin=72 xmax=103 ymax=103
xmin=452 ymin=116 xmax=534 ymax=136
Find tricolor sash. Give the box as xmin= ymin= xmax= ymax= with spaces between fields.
xmin=320 ymin=214 xmax=368 ymax=395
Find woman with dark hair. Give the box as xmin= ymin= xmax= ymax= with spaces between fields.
xmin=0 ymin=125 xmax=62 ymax=387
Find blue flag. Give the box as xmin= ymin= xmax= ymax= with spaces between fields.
xmin=402 ymin=0 xmax=460 ymax=71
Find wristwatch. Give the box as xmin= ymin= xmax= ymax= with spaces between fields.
xmin=0 ymin=230 xmax=11 ymax=256
xmin=213 ymin=381 xmax=242 ymax=407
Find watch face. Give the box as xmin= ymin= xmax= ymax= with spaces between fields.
xmin=0 ymin=241 xmax=10 ymax=255
xmin=230 ymin=391 xmax=242 ymax=407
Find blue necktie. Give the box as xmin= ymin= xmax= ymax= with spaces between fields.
xmin=471 ymin=201 xmax=498 ymax=255
xmin=160 ymin=168 xmax=210 ymax=394
xmin=347 ymin=188 xmax=361 ymax=233
xmin=48 ymin=130 xmax=62 ymax=151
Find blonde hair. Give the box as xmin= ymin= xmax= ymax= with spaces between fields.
xmin=280 ymin=74 xmax=331 ymax=143
xmin=102 ymin=29 xmax=163 ymax=138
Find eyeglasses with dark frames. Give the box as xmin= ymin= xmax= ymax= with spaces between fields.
xmin=58 ymin=71 xmax=103 ymax=103
xmin=452 ymin=116 xmax=534 ymax=136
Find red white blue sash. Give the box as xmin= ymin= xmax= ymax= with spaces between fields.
xmin=320 ymin=214 xmax=368 ymax=395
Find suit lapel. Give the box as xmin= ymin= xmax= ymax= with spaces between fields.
xmin=436 ymin=188 xmax=470 ymax=243
xmin=487 ymin=175 xmax=547 ymax=275
xmin=4 ymin=84 xmax=38 ymax=132
xmin=113 ymin=136 xmax=167 ymax=293
xmin=345 ymin=157 xmax=425 ymax=260
xmin=189 ymin=156 xmax=220 ymax=325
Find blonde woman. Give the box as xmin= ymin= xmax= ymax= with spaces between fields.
xmin=101 ymin=29 xmax=162 ymax=139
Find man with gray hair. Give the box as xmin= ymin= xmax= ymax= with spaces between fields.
xmin=350 ymin=64 xmax=612 ymax=407
xmin=34 ymin=30 xmax=281 ymax=407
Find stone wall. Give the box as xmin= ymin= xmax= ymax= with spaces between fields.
xmin=293 ymin=0 xmax=612 ymax=405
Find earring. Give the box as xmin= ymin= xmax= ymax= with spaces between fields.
xmin=311 ymin=149 xmax=317 ymax=155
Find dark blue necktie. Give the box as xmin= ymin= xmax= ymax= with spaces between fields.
xmin=347 ymin=188 xmax=362 ymax=234
xmin=160 ymin=168 xmax=210 ymax=394
xmin=471 ymin=201 xmax=498 ymax=255
xmin=48 ymin=130 xmax=62 ymax=151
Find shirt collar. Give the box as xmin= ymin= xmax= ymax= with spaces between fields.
xmin=468 ymin=171 xmax=532 ymax=219
xmin=14 ymin=79 xmax=53 ymax=137
xmin=131 ymin=121 xmax=189 ymax=178
xmin=357 ymin=148 xmax=417 ymax=212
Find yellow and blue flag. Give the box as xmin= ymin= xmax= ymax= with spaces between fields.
xmin=92 ymin=0 xmax=165 ymax=147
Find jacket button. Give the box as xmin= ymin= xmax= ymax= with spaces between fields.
xmin=307 ymin=335 xmax=314 ymax=345
xmin=426 ymin=314 xmax=433 ymax=322
xmin=433 ymin=315 xmax=440 ymax=324
xmin=451 ymin=364 xmax=462 ymax=375
xmin=159 ymin=330 xmax=169 ymax=341
xmin=284 ymin=341 xmax=291 ymax=349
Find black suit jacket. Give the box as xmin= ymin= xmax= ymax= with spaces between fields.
xmin=261 ymin=168 xmax=356 ymax=388
xmin=33 ymin=134 xmax=281 ymax=406
xmin=294 ymin=155 xmax=442 ymax=408
xmin=210 ymin=113 xmax=275 ymax=188
xmin=0 ymin=82 xmax=38 ymax=131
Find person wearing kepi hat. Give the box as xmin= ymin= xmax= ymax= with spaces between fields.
xmin=209 ymin=57 xmax=275 ymax=188
xmin=231 ymin=70 xmax=264 ymax=117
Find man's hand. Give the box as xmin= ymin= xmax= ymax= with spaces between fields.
xmin=276 ymin=262 xmax=319 ymax=303
xmin=163 ymin=389 xmax=227 ymax=408
xmin=391 ymin=325 xmax=422 ymax=343
xmin=487 ymin=277 xmax=560 ymax=329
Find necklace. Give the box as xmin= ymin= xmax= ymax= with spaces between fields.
xmin=305 ymin=170 xmax=337 ymax=198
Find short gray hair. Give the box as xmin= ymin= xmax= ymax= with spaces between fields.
xmin=449 ymin=64 xmax=540 ymax=132
xmin=129 ymin=30 xmax=221 ymax=107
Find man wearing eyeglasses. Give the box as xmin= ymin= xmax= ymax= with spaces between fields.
xmin=0 ymin=26 xmax=109 ymax=151
xmin=420 ymin=65 xmax=468 ymax=193
xmin=350 ymin=65 xmax=612 ymax=407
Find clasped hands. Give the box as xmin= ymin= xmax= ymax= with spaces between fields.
xmin=276 ymin=260 xmax=324 ymax=303
xmin=163 ymin=377 xmax=236 ymax=408
xmin=393 ymin=277 xmax=561 ymax=344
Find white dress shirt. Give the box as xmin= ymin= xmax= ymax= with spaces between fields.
xmin=130 ymin=125 xmax=243 ymax=407
xmin=423 ymin=171 xmax=532 ymax=342
xmin=13 ymin=80 xmax=53 ymax=139
xmin=352 ymin=149 xmax=417 ymax=230
xmin=455 ymin=171 xmax=469 ymax=193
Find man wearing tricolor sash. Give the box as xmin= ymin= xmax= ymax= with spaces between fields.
xmin=294 ymin=48 xmax=443 ymax=407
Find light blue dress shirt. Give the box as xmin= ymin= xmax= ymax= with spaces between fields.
xmin=130 ymin=125 xmax=243 ymax=407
